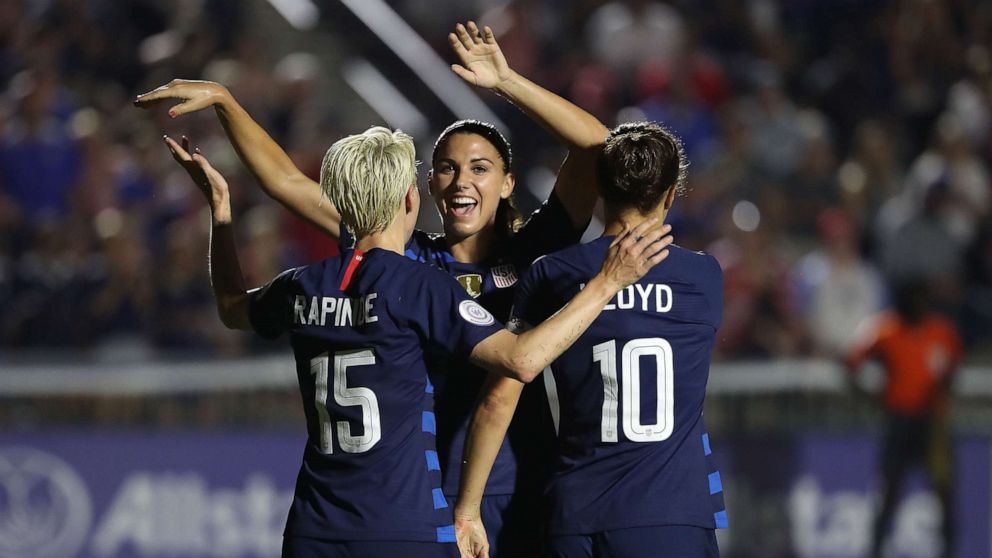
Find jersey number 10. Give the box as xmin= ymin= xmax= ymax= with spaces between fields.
xmin=310 ymin=350 xmax=382 ymax=454
xmin=593 ymin=338 xmax=674 ymax=443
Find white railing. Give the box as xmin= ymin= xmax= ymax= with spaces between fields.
xmin=1 ymin=356 xmax=990 ymax=396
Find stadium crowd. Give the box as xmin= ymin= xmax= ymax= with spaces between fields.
xmin=1 ymin=0 xmax=990 ymax=363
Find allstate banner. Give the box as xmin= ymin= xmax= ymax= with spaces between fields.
xmin=0 ymin=432 xmax=988 ymax=557
xmin=713 ymin=434 xmax=990 ymax=558
xmin=0 ymin=432 xmax=303 ymax=558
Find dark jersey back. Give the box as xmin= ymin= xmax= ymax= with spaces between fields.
xmin=343 ymin=193 xmax=582 ymax=497
xmin=248 ymin=248 xmax=503 ymax=542
xmin=511 ymin=239 xmax=728 ymax=535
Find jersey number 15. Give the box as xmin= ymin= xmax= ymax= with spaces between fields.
xmin=310 ymin=350 xmax=382 ymax=454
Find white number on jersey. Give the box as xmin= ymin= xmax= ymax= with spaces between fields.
xmin=310 ymin=350 xmax=382 ymax=454
xmin=592 ymin=338 xmax=674 ymax=443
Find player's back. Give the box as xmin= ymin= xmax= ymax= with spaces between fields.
xmin=511 ymin=238 xmax=727 ymax=535
xmin=249 ymin=248 xmax=502 ymax=543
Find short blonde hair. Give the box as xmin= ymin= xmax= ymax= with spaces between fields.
xmin=320 ymin=126 xmax=417 ymax=237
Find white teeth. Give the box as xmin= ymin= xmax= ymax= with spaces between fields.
xmin=451 ymin=197 xmax=477 ymax=205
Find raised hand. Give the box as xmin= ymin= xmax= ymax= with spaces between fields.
xmin=600 ymin=219 xmax=674 ymax=290
xmin=164 ymin=135 xmax=231 ymax=222
xmin=134 ymin=79 xmax=230 ymax=118
xmin=448 ymin=21 xmax=512 ymax=89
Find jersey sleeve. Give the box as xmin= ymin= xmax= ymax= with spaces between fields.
xmin=508 ymin=257 xmax=560 ymax=333
xmin=702 ymin=254 xmax=725 ymax=330
xmin=509 ymin=191 xmax=585 ymax=269
xmin=409 ymin=269 xmax=505 ymax=356
xmin=248 ymin=267 xmax=303 ymax=339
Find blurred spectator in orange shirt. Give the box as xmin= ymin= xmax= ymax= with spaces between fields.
xmin=845 ymin=281 xmax=963 ymax=558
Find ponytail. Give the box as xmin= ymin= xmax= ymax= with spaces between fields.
xmin=496 ymin=195 xmax=524 ymax=239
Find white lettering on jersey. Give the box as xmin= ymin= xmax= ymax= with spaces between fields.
xmin=598 ymin=283 xmax=674 ymax=313
xmin=293 ymin=293 xmax=378 ymax=327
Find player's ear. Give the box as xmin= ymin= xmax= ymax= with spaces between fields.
xmin=500 ymin=171 xmax=516 ymax=199
xmin=405 ymin=183 xmax=420 ymax=214
xmin=663 ymin=184 xmax=677 ymax=210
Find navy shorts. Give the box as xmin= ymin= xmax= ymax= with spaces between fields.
xmin=479 ymin=493 xmax=544 ymax=558
xmin=282 ymin=536 xmax=459 ymax=558
xmin=548 ymin=525 xmax=720 ymax=558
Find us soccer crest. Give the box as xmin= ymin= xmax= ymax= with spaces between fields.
xmin=456 ymin=274 xmax=483 ymax=298
xmin=491 ymin=264 xmax=518 ymax=289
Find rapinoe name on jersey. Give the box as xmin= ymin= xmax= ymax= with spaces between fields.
xmin=580 ymin=283 xmax=674 ymax=313
xmin=293 ymin=294 xmax=379 ymax=327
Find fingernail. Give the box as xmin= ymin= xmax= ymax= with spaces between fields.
xmin=169 ymin=110 xmax=177 ymax=118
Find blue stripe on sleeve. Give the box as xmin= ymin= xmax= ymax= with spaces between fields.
xmin=714 ymin=510 xmax=729 ymax=528
xmin=425 ymin=376 xmax=434 ymax=394
xmin=422 ymin=411 xmax=436 ymax=434
xmin=432 ymin=488 xmax=448 ymax=509
xmin=702 ymin=433 xmax=712 ymax=455
xmin=708 ymin=472 xmax=723 ymax=495
xmin=425 ymin=450 xmax=441 ymax=471
xmin=436 ymin=524 xmax=456 ymax=542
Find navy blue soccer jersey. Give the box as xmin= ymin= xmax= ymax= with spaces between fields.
xmin=248 ymin=248 xmax=504 ymax=543
xmin=340 ymin=192 xmax=583 ymax=498
xmin=510 ymin=238 xmax=728 ymax=535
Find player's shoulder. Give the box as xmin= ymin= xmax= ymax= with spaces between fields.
xmin=527 ymin=239 xmax=601 ymax=277
xmin=668 ymin=244 xmax=722 ymax=272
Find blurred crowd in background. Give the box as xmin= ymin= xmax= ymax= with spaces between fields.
xmin=1 ymin=0 xmax=991 ymax=364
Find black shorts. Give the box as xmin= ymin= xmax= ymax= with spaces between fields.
xmin=548 ymin=524 xmax=720 ymax=558
xmin=281 ymin=536 xmax=459 ymax=558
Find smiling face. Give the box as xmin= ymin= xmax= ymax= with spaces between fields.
xmin=429 ymin=132 xmax=515 ymax=241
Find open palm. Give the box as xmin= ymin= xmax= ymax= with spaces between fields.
xmin=449 ymin=21 xmax=512 ymax=89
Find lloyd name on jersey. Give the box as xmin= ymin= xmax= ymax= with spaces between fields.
xmin=579 ymin=282 xmax=675 ymax=313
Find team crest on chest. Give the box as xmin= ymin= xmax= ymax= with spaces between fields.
xmin=456 ymin=274 xmax=483 ymax=298
xmin=491 ymin=264 xmax=518 ymax=289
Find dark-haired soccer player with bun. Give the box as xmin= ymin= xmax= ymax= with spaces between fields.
xmin=161 ymin=126 xmax=671 ymax=558
xmin=456 ymin=122 xmax=727 ymax=558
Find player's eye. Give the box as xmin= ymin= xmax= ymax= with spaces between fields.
xmin=472 ymin=165 xmax=488 ymax=174
xmin=436 ymin=164 xmax=453 ymax=174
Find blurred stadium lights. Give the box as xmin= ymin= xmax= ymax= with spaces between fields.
xmin=266 ymin=0 xmax=320 ymax=30
xmin=342 ymin=58 xmax=430 ymax=139
xmin=338 ymin=0 xmax=509 ymax=135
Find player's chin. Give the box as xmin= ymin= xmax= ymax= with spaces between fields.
xmin=444 ymin=219 xmax=486 ymax=240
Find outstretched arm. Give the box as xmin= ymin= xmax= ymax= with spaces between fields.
xmin=449 ymin=21 xmax=608 ymax=227
xmin=470 ymin=220 xmax=672 ymax=382
xmin=136 ymin=81 xmax=341 ymax=239
xmin=454 ymin=374 xmax=523 ymax=558
xmin=164 ymin=135 xmax=251 ymax=330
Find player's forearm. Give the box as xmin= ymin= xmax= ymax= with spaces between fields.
xmin=495 ymin=70 xmax=608 ymax=151
xmin=213 ymin=95 xmax=307 ymax=188
xmin=213 ymin=96 xmax=340 ymax=238
xmin=455 ymin=376 xmax=522 ymax=518
xmin=208 ymin=213 xmax=251 ymax=330
xmin=477 ymin=275 xmax=615 ymax=382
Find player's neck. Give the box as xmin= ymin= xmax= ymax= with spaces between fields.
xmin=446 ymin=227 xmax=495 ymax=264
xmin=355 ymin=222 xmax=408 ymax=255
xmin=602 ymin=207 xmax=669 ymax=237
